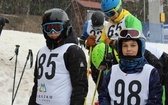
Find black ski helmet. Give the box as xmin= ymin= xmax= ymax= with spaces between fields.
xmin=91 ymin=11 xmax=104 ymax=27
xmin=42 ymin=8 xmax=71 ymax=43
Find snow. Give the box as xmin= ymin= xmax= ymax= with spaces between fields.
xmin=0 ymin=30 xmax=168 ymax=105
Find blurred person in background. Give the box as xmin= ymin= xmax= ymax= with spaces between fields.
xmin=0 ymin=16 xmax=9 ymax=36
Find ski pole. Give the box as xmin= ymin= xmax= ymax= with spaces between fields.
xmin=12 ymin=49 xmax=33 ymax=104
xmin=91 ymin=65 xmax=106 ymax=105
xmin=10 ymin=45 xmax=20 ymax=105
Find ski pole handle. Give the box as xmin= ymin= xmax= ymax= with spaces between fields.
xmin=29 ymin=49 xmax=33 ymax=68
xmin=15 ymin=45 xmax=20 ymax=55
xmin=26 ymin=49 xmax=33 ymax=68
xmin=9 ymin=45 xmax=20 ymax=60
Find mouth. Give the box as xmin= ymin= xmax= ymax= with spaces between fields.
xmin=126 ymin=54 xmax=133 ymax=56
xmin=51 ymin=35 xmax=58 ymax=39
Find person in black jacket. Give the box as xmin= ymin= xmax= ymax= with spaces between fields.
xmin=146 ymin=44 xmax=168 ymax=105
xmin=28 ymin=8 xmax=88 ymax=105
xmin=160 ymin=52 xmax=168 ymax=105
xmin=0 ymin=16 xmax=9 ymax=36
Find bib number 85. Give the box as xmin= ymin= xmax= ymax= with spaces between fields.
xmin=37 ymin=53 xmax=58 ymax=80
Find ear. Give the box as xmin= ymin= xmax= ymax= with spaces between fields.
xmin=66 ymin=26 xmax=72 ymax=36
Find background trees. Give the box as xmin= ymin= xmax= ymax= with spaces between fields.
xmin=0 ymin=0 xmax=168 ymax=33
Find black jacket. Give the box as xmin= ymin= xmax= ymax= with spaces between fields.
xmin=159 ymin=52 xmax=168 ymax=105
xmin=28 ymin=34 xmax=88 ymax=105
xmin=144 ymin=49 xmax=163 ymax=83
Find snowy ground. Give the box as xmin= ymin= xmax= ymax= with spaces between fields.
xmin=0 ymin=30 xmax=168 ymax=105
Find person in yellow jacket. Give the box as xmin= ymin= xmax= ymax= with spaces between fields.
xmin=100 ymin=0 xmax=142 ymax=46
xmin=85 ymin=0 xmax=142 ymax=52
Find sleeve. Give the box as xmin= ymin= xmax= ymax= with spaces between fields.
xmin=64 ymin=45 xmax=88 ymax=105
xmin=98 ymin=70 xmax=111 ymax=105
xmin=147 ymin=68 xmax=162 ymax=105
xmin=28 ymin=59 xmax=39 ymax=105
xmin=80 ymin=21 xmax=89 ymax=40
xmin=125 ymin=14 xmax=142 ymax=32
xmin=144 ymin=49 xmax=164 ymax=84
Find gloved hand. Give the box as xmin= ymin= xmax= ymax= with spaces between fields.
xmin=104 ymin=38 xmax=112 ymax=44
xmin=109 ymin=40 xmax=117 ymax=48
xmin=98 ymin=65 xmax=107 ymax=71
xmin=105 ymin=38 xmax=117 ymax=48
xmin=85 ymin=35 xmax=96 ymax=48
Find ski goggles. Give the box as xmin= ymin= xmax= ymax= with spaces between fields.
xmin=42 ymin=22 xmax=64 ymax=34
xmin=104 ymin=1 xmax=121 ymax=18
xmin=92 ymin=25 xmax=104 ymax=30
xmin=119 ymin=29 xmax=141 ymax=39
xmin=104 ymin=9 xmax=116 ymax=17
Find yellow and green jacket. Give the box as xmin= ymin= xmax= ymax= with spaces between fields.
xmin=100 ymin=9 xmax=142 ymax=42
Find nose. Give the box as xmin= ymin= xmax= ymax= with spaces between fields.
xmin=50 ymin=30 xmax=59 ymax=35
xmin=51 ymin=31 xmax=56 ymax=34
xmin=127 ymin=46 xmax=131 ymax=51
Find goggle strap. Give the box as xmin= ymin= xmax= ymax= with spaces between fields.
xmin=117 ymin=5 xmax=122 ymax=14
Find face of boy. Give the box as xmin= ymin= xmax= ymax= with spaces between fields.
xmin=122 ymin=40 xmax=138 ymax=56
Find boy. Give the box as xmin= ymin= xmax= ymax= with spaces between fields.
xmin=98 ymin=28 xmax=162 ymax=105
xmin=28 ymin=8 xmax=88 ymax=105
